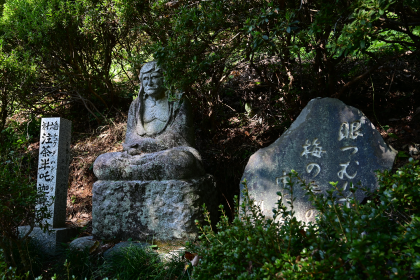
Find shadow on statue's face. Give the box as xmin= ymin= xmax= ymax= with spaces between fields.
xmin=142 ymin=71 xmax=165 ymax=98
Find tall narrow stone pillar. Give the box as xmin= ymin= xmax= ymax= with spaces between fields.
xmin=20 ymin=117 xmax=77 ymax=255
xmin=36 ymin=117 xmax=72 ymax=228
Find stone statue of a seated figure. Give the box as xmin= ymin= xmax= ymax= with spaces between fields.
xmin=93 ymin=61 xmax=205 ymax=181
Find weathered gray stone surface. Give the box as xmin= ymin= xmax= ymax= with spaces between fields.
xmin=93 ymin=61 xmax=201 ymax=181
xmin=92 ymin=174 xmax=217 ymax=241
xmin=18 ymin=118 xmax=74 ymax=256
xmin=94 ymin=146 xmax=205 ymax=180
xmin=241 ymin=97 xmax=397 ymax=223
xmin=36 ymin=117 xmax=72 ymax=228
xmin=69 ymin=236 xmax=98 ymax=251
xmin=92 ymin=61 xmax=217 ymax=241
xmin=103 ymin=241 xmax=149 ymax=259
xmin=19 ymin=226 xmax=78 ymax=255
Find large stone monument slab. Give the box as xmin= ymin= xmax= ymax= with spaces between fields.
xmin=241 ymin=98 xmax=397 ymax=223
xmin=92 ymin=61 xmax=217 ymax=241
xmin=20 ymin=117 xmax=77 ymax=255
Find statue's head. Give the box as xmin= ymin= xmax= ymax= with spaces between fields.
xmin=139 ymin=61 xmax=165 ymax=99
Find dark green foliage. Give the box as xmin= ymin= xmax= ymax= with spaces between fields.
xmin=152 ymin=0 xmax=420 ymax=111
xmin=0 ymin=45 xmax=37 ymax=146
xmin=1 ymin=0 xmax=148 ymax=123
xmin=0 ymin=117 xmax=41 ymax=153
xmin=377 ymin=158 xmax=420 ymax=217
xmin=187 ymin=186 xmax=309 ymax=279
xmin=2 ymin=1 xmax=418 ymax=125
xmin=0 ymin=238 xmax=46 ymax=279
xmin=99 ymin=245 xmax=187 ymax=280
xmin=56 ymin=247 xmax=105 ymax=280
xmin=0 ymin=149 xmax=51 ymax=275
xmin=0 ymin=262 xmax=30 ymax=280
xmin=187 ymin=159 xmax=420 ymax=279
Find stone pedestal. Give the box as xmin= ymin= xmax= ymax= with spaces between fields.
xmin=19 ymin=226 xmax=78 ymax=255
xmin=92 ymin=174 xmax=217 ymax=241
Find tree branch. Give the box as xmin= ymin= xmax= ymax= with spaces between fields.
xmin=336 ymin=50 xmax=418 ymax=98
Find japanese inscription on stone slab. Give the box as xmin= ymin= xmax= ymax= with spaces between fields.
xmin=36 ymin=117 xmax=71 ymax=228
xmin=276 ymin=120 xmax=363 ymax=220
xmin=240 ymin=98 xmax=396 ymax=224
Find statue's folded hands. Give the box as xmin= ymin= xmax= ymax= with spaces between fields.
xmin=123 ymin=137 xmax=166 ymax=155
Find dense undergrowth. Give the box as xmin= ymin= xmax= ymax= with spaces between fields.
xmin=0 ymin=244 xmax=188 ymax=279
xmin=1 ymin=156 xmax=420 ymax=279
xmin=187 ymin=159 xmax=420 ymax=279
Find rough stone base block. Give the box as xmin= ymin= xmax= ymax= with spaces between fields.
xmin=92 ymin=174 xmax=217 ymax=241
xmin=19 ymin=226 xmax=78 ymax=255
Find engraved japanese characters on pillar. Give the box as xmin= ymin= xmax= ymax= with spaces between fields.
xmin=36 ymin=118 xmax=71 ymax=228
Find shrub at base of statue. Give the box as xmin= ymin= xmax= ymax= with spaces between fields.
xmin=99 ymin=244 xmax=186 ymax=279
xmin=186 ymin=159 xmax=420 ymax=279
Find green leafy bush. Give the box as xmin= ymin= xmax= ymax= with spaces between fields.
xmin=0 ymin=117 xmax=40 ymax=153
xmin=1 ymin=0 xmax=147 ymax=123
xmin=377 ymin=159 xmax=420 ymax=217
xmin=187 ymin=159 xmax=420 ymax=279
xmin=56 ymin=246 xmax=105 ymax=280
xmin=99 ymin=245 xmax=187 ymax=280
xmin=0 ymin=44 xmax=37 ymax=147
xmin=0 ymin=259 xmax=30 ymax=280
xmin=0 ymin=240 xmax=46 ymax=280
xmin=0 ymin=150 xmax=51 ymax=275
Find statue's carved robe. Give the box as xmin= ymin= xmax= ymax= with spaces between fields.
xmin=93 ymin=93 xmax=205 ymax=181
xmin=124 ymin=93 xmax=195 ymax=151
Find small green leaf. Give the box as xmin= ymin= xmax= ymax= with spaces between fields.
xmin=262 ymin=35 xmax=268 ymax=40
xmin=398 ymin=151 xmax=409 ymax=158
xmin=286 ymin=26 xmax=291 ymax=33
xmin=388 ymin=133 xmax=398 ymax=139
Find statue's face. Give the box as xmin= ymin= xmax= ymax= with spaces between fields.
xmin=142 ymin=71 xmax=164 ymax=98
